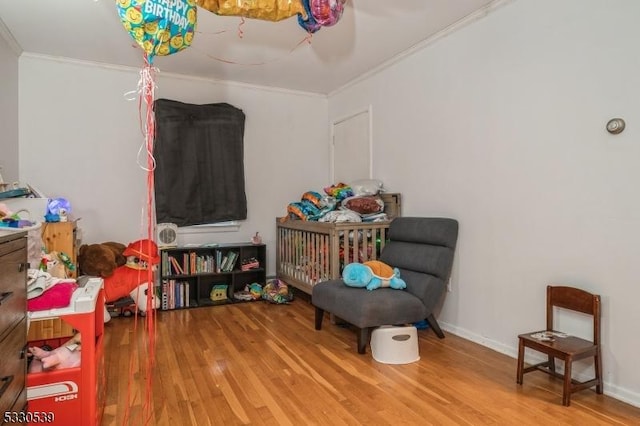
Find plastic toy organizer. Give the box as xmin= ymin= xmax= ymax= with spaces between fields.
xmin=26 ymin=278 xmax=105 ymax=426
xmin=276 ymin=219 xmax=391 ymax=294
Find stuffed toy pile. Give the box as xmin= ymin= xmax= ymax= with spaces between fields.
xmin=78 ymin=239 xmax=160 ymax=318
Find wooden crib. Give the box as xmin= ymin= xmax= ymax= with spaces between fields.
xmin=276 ymin=193 xmax=401 ymax=294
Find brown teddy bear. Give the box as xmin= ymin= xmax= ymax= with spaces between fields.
xmin=77 ymin=241 xmax=127 ymax=278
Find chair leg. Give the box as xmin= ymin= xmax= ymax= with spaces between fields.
xmin=315 ymin=307 xmax=324 ymax=330
xmin=357 ymin=327 xmax=371 ymax=354
xmin=562 ymin=357 xmax=573 ymax=406
xmin=426 ymin=314 xmax=445 ymax=339
xmin=516 ymin=339 xmax=525 ymax=385
xmin=595 ymin=350 xmax=603 ymax=394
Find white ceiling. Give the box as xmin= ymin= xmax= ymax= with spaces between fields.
xmin=0 ymin=0 xmax=497 ymax=95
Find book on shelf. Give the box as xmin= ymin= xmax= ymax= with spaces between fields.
xmin=164 ymin=280 xmax=189 ymax=309
xmin=169 ymin=256 xmax=184 ymax=275
xmin=190 ymin=252 xmax=196 ymax=275
xmin=161 ymin=251 xmax=168 ymax=276
xmin=161 ymin=280 xmax=169 ymax=310
xmin=182 ymin=253 xmax=189 ymax=274
xmin=162 ymin=279 xmax=191 ymax=309
xmin=223 ymin=251 xmax=239 ymax=272
xmin=216 ymin=250 xmax=222 ymax=273
xmin=230 ymin=251 xmax=240 ymax=270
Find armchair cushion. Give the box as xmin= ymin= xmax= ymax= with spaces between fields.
xmin=312 ymin=281 xmax=427 ymax=329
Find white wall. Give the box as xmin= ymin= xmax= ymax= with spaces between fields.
xmin=18 ymin=56 xmax=329 ymax=275
xmin=329 ymin=0 xmax=640 ymax=407
xmin=0 ymin=32 xmax=19 ymax=184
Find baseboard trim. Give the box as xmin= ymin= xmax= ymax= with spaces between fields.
xmin=439 ymin=321 xmax=640 ymax=409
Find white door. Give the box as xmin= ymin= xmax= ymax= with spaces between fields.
xmin=331 ymin=108 xmax=371 ymax=184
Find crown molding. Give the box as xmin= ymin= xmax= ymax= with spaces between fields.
xmin=0 ymin=15 xmax=22 ymax=56
xmin=21 ymin=52 xmax=327 ymax=99
xmin=328 ymin=0 xmax=514 ymax=98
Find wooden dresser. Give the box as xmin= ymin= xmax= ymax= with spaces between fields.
xmin=0 ymin=230 xmax=28 ymax=422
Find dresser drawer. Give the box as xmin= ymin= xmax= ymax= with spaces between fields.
xmin=0 ymin=236 xmax=26 ymax=257
xmin=0 ymin=241 xmax=27 ymax=340
xmin=0 ymin=318 xmax=27 ymax=416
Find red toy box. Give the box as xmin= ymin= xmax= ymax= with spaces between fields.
xmin=26 ymin=278 xmax=105 ymax=426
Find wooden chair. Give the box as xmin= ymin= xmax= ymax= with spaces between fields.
xmin=516 ymin=285 xmax=603 ymax=406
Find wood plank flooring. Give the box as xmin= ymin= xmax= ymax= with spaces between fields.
xmin=101 ymin=296 xmax=640 ymax=425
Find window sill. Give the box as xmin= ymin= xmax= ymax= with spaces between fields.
xmin=178 ymin=221 xmax=241 ymax=235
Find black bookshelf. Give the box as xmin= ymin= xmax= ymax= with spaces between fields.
xmin=158 ymin=243 xmax=266 ymax=310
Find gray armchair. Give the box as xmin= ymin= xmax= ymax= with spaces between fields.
xmin=312 ymin=217 xmax=459 ymax=353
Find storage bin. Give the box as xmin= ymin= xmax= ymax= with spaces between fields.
xmin=26 ymin=278 xmax=105 ymax=426
xmin=370 ymin=325 xmax=420 ymax=364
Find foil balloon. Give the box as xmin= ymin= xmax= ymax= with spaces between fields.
xmin=116 ymin=0 xmax=197 ymax=62
xmin=199 ymin=0 xmax=307 ymax=22
xmin=310 ymin=0 xmax=345 ymax=27
xmin=298 ymin=0 xmax=321 ymax=33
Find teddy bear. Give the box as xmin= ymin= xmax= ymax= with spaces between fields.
xmin=342 ymin=260 xmax=407 ymax=291
xmin=77 ymin=241 xmax=127 ymax=278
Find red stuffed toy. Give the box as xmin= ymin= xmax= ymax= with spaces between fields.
xmin=103 ymin=239 xmax=160 ymax=315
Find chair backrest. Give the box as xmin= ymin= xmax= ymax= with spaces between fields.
xmin=546 ymin=285 xmax=601 ymax=345
xmin=380 ymin=217 xmax=458 ymax=311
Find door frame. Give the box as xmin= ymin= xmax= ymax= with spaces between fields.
xmin=329 ymin=105 xmax=373 ymax=183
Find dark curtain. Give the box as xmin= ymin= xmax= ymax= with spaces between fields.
xmin=153 ymin=99 xmax=247 ymax=227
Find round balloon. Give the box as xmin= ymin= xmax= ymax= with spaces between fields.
xmin=116 ymin=0 xmax=197 ymax=62
xmin=310 ymin=0 xmax=345 ymax=27
xmin=298 ymin=0 xmax=322 ymax=33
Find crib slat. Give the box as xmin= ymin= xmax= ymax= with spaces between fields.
xmin=276 ymin=219 xmax=392 ymax=294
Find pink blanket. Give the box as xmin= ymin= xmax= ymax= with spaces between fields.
xmin=27 ymin=282 xmax=78 ymax=311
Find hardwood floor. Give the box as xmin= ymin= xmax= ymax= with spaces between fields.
xmin=101 ymin=296 xmax=640 ymax=425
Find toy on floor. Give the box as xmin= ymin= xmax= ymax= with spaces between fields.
xmin=78 ymin=238 xmax=160 ymax=320
xmin=342 ymin=260 xmax=407 ymax=291
xmin=105 ymin=297 xmax=138 ymax=318
xmin=103 ymin=239 xmax=161 ymax=315
xmin=262 ymin=279 xmax=293 ymax=304
xmin=28 ymin=333 xmax=81 ymax=373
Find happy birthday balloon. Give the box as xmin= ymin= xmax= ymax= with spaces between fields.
xmin=199 ymin=0 xmax=307 ymax=22
xmin=116 ymin=0 xmax=197 ymax=62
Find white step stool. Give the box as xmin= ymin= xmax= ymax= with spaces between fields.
xmin=370 ymin=325 xmax=420 ymax=364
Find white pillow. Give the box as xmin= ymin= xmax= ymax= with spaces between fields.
xmin=349 ymin=179 xmax=385 ymax=196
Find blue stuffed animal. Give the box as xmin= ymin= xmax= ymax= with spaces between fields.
xmin=342 ymin=260 xmax=407 ymax=291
